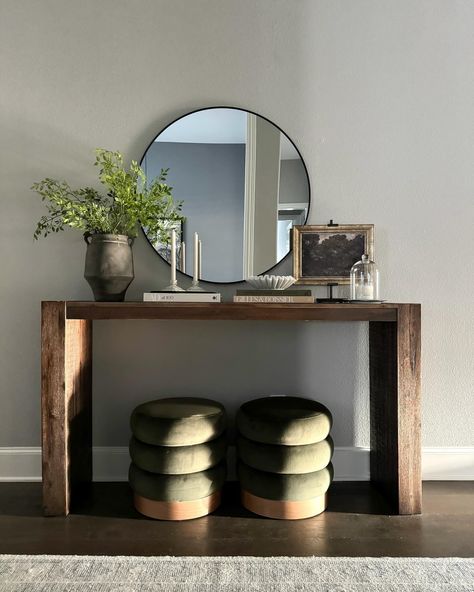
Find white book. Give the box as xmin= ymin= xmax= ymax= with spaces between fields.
xmin=143 ymin=292 xmax=221 ymax=303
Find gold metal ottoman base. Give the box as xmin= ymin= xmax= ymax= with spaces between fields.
xmin=241 ymin=489 xmax=327 ymax=520
xmin=134 ymin=490 xmax=221 ymax=521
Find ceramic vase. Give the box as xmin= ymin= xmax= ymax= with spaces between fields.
xmin=84 ymin=233 xmax=134 ymax=301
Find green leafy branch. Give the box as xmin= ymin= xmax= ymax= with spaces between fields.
xmin=32 ymin=148 xmax=183 ymax=243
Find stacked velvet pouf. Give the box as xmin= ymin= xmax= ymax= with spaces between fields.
xmin=237 ymin=396 xmax=334 ymax=519
xmin=129 ymin=397 xmax=227 ymax=520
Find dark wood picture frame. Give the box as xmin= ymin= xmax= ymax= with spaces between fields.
xmin=293 ymin=224 xmax=374 ymax=285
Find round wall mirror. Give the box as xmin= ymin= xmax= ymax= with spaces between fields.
xmin=141 ymin=107 xmax=310 ymax=283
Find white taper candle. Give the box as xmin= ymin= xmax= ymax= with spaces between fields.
xmin=198 ymin=240 xmax=202 ymax=280
xmin=180 ymin=241 xmax=186 ymax=272
xmin=170 ymin=229 xmax=176 ymax=284
xmin=193 ymin=232 xmax=199 ymax=282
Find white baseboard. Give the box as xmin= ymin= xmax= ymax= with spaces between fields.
xmin=0 ymin=448 xmax=42 ymax=482
xmin=0 ymin=446 xmax=472 ymax=482
xmin=421 ymin=447 xmax=474 ymax=480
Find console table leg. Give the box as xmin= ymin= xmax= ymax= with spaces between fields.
xmin=41 ymin=301 xmax=92 ymax=516
xmin=369 ymin=304 xmax=421 ymax=515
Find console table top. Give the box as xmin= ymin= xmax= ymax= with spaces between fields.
xmin=47 ymin=301 xmax=420 ymax=322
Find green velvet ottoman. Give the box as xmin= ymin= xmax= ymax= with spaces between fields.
xmin=236 ymin=396 xmax=334 ymax=519
xmin=131 ymin=397 xmax=226 ymax=446
xmin=237 ymin=396 xmax=332 ymax=445
xmin=129 ymin=397 xmax=227 ymax=520
xmin=237 ymin=434 xmax=333 ymax=474
xmin=129 ymin=462 xmax=226 ymax=519
xmin=238 ymin=462 xmax=333 ymax=519
xmin=130 ymin=433 xmax=227 ymax=475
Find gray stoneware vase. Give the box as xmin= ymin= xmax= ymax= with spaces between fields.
xmin=84 ymin=234 xmax=134 ymax=302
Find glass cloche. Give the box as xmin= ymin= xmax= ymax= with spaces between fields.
xmin=350 ymin=254 xmax=379 ymax=301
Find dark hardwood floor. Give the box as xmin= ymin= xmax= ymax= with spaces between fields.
xmin=0 ymin=482 xmax=472 ymax=557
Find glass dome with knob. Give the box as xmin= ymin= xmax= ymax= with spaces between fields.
xmin=350 ymin=254 xmax=379 ymax=301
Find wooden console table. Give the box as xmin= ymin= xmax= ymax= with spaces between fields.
xmin=41 ymin=301 xmax=421 ymax=516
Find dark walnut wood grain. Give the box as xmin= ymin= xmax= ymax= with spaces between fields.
xmin=41 ymin=302 xmax=92 ymax=516
xmin=41 ymin=301 xmax=421 ymax=516
xmin=66 ymin=301 xmax=398 ymax=321
xmin=66 ymin=317 xmax=93 ymax=510
xmin=369 ymin=304 xmax=421 ymax=514
xmin=41 ymin=302 xmax=67 ymax=516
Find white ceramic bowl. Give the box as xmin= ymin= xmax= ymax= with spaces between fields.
xmin=246 ymin=275 xmax=297 ymax=290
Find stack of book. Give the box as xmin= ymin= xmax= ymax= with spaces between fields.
xmin=233 ymin=289 xmax=314 ymax=303
xmin=143 ymin=292 xmax=221 ymax=302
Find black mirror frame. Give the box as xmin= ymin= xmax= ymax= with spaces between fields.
xmin=139 ymin=105 xmax=311 ymax=285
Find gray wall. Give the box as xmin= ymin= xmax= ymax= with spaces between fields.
xmin=279 ymin=159 xmax=309 ymax=205
xmin=0 ymin=0 xmax=473 ymax=449
xmin=144 ymin=141 xmax=245 ymax=281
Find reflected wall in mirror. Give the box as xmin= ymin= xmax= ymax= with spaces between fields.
xmin=141 ymin=107 xmax=310 ymax=283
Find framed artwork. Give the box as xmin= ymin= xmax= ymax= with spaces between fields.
xmin=293 ymin=224 xmax=374 ymax=285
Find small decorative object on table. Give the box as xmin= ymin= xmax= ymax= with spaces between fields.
xmin=143 ymin=292 xmax=221 ymax=302
xmin=146 ymin=231 xmax=220 ymax=301
xmin=233 ymin=289 xmax=313 ymax=303
xmin=162 ymin=228 xmax=185 ymax=292
xmin=32 ymin=149 xmax=183 ymax=301
xmin=316 ymin=282 xmax=349 ymax=304
xmin=293 ymin=224 xmax=374 ymax=285
xmin=246 ymin=275 xmax=297 ymax=290
xmin=151 ymin=220 xmax=185 ymax=271
xmin=236 ymin=276 xmax=310 ymax=303
xmin=350 ymin=254 xmax=380 ymax=301
xmin=187 ymin=232 xmax=205 ymax=292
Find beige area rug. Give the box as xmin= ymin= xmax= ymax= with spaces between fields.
xmin=0 ymin=555 xmax=473 ymax=591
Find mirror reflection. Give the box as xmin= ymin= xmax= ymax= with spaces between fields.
xmin=141 ymin=107 xmax=310 ymax=283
